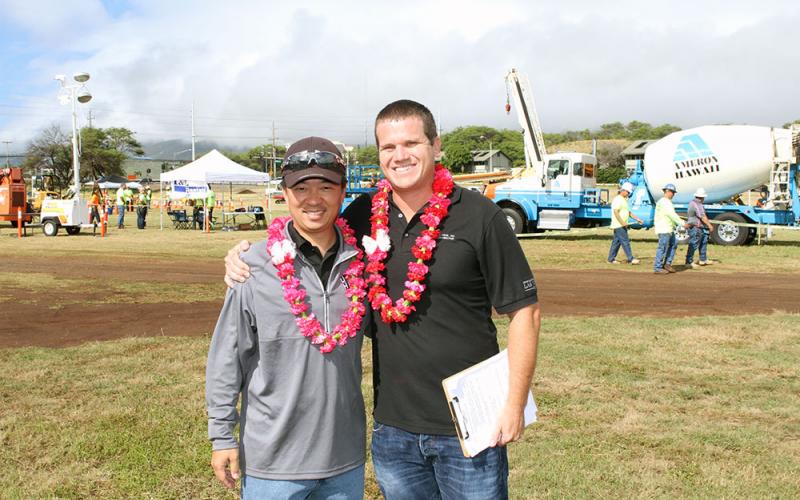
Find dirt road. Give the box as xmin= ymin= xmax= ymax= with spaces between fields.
xmin=2 ymin=256 xmax=797 ymax=348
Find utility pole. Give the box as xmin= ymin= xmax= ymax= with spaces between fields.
xmin=1 ymin=141 xmax=11 ymax=167
xmin=191 ymin=100 xmax=196 ymax=161
xmin=271 ymin=121 xmax=277 ymax=179
xmin=87 ymin=109 xmax=94 ymax=128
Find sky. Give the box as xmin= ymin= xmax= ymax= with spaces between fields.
xmin=1 ymin=0 xmax=799 ymax=155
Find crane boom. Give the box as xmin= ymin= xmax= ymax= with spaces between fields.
xmin=505 ymin=68 xmax=547 ymax=168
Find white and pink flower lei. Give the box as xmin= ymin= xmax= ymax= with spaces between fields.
xmin=266 ymin=216 xmax=366 ymax=353
xmin=363 ymin=164 xmax=454 ymax=324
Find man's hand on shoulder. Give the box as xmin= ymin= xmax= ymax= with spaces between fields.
xmin=224 ymin=240 xmax=252 ymax=288
xmin=211 ymin=448 xmax=240 ymax=489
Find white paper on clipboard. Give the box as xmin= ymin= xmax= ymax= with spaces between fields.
xmin=442 ymin=349 xmax=537 ymax=457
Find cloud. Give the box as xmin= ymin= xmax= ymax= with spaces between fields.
xmin=1 ymin=0 xmax=799 ymax=151
xmin=0 ymin=0 xmax=110 ymax=47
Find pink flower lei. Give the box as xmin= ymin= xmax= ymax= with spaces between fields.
xmin=266 ymin=216 xmax=366 ymax=353
xmin=364 ymin=164 xmax=454 ymax=324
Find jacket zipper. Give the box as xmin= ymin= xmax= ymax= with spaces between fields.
xmin=286 ymin=226 xmax=356 ymax=333
xmin=322 ymin=289 xmax=331 ymax=332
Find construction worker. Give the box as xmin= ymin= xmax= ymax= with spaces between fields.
xmin=756 ymin=187 xmax=769 ymax=208
xmin=685 ymin=188 xmax=715 ymax=268
xmin=144 ymin=185 xmax=153 ymax=208
xmin=103 ymin=189 xmax=113 ymax=217
xmin=654 ymin=183 xmax=689 ymax=274
xmin=116 ymin=183 xmax=127 ymax=228
xmin=607 ymin=181 xmax=643 ymax=265
xmin=205 ymin=187 xmax=216 ymax=229
xmin=136 ymin=186 xmax=148 ymax=229
xmin=124 ymin=184 xmax=135 ymax=212
xmin=89 ymin=185 xmax=102 ymax=226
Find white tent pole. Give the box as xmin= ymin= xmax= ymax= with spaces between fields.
xmin=267 ymin=186 xmax=272 ymax=222
xmin=159 ymin=180 xmax=164 ymax=230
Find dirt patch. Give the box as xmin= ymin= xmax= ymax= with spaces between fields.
xmin=4 ymin=255 xmax=221 ymax=284
xmin=2 ymin=255 xmax=798 ymax=348
xmin=538 ymin=268 xmax=797 ymax=317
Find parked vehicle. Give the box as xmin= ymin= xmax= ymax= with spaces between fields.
xmin=485 ymin=69 xmax=800 ymax=245
xmin=0 ymin=168 xmax=33 ymax=227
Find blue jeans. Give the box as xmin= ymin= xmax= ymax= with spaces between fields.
xmin=608 ymin=227 xmax=634 ymax=262
xmin=136 ymin=206 xmax=147 ymax=229
xmin=654 ymin=233 xmax=677 ymax=271
xmin=241 ymin=464 xmax=364 ymax=500
xmin=90 ymin=207 xmax=101 ymax=225
xmin=685 ymin=226 xmax=708 ymax=264
xmin=371 ymin=421 xmax=508 ymax=500
xmin=117 ymin=204 xmax=125 ymax=227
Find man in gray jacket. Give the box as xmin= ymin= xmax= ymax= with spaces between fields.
xmin=206 ymin=137 xmax=367 ymax=499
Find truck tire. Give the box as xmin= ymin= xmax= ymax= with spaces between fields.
xmin=65 ymin=226 xmax=81 ymax=235
xmin=42 ymin=219 xmax=59 ymax=237
xmin=502 ymin=207 xmax=525 ymax=234
xmin=710 ymin=213 xmax=748 ymax=246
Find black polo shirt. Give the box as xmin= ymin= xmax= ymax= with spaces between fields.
xmin=344 ymin=185 xmax=538 ymax=435
xmin=287 ymin=221 xmax=340 ymax=287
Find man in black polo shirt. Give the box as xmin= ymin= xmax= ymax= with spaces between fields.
xmin=224 ymin=101 xmax=541 ymax=499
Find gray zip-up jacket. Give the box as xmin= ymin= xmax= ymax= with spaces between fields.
xmin=206 ymin=224 xmax=366 ymax=480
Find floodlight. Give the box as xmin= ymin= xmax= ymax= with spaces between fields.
xmin=73 ymin=72 xmax=90 ymax=83
xmin=76 ymin=88 xmax=92 ymax=103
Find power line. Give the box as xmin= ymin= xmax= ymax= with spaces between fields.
xmin=0 ymin=101 xmax=372 ymax=124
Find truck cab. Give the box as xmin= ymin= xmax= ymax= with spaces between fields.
xmin=544 ymin=152 xmax=597 ymax=192
xmin=489 ymin=152 xmax=604 ymax=233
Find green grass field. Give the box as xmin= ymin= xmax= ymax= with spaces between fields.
xmin=1 ymin=209 xmax=799 ymax=498
xmin=2 ymin=316 xmax=798 ymax=498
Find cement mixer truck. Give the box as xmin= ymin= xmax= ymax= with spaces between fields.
xmin=486 ymin=69 xmax=800 ymax=245
xmin=621 ymin=125 xmax=798 ymax=245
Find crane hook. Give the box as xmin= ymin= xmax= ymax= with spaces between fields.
xmin=505 ymin=80 xmax=512 ymax=115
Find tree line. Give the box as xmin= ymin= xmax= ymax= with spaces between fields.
xmin=20 ymin=118 xmax=800 ymax=190
xmin=23 ymin=124 xmax=143 ymax=190
xmin=438 ymin=121 xmax=683 ymax=173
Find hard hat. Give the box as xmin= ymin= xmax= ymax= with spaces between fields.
xmin=620 ymin=182 xmax=634 ymax=193
xmin=662 ymin=183 xmax=677 ymax=193
xmin=693 ymin=187 xmax=707 ymax=198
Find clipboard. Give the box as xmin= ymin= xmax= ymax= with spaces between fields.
xmin=442 ymin=349 xmax=537 ymax=457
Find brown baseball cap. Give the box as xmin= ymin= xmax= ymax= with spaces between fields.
xmin=282 ymin=136 xmax=346 ymax=188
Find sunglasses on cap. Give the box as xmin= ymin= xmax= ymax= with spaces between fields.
xmin=282 ymin=150 xmax=344 ymax=172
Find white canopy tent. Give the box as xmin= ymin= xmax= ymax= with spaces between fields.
xmin=160 ymin=149 xmax=270 ymax=184
xmin=158 ymin=149 xmax=271 ymax=230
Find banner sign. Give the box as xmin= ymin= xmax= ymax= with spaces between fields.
xmin=170 ymin=180 xmax=208 ymax=200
